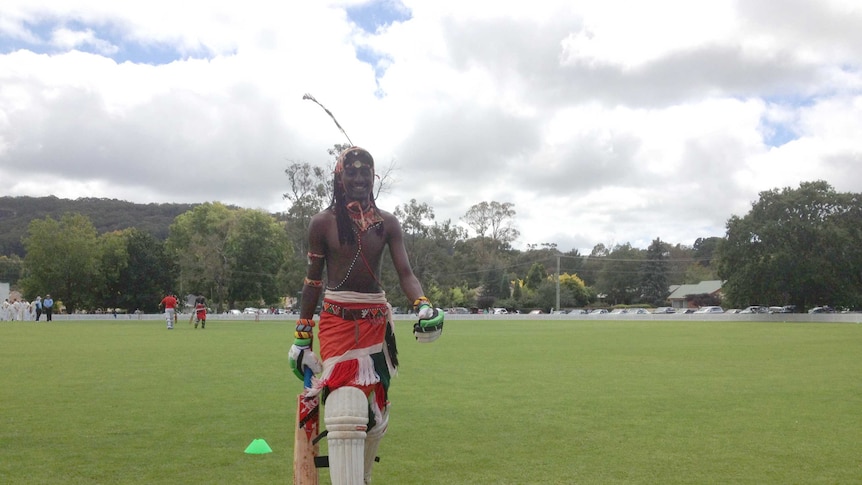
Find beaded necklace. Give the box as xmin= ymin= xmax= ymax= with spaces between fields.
xmin=346 ymin=201 xmax=383 ymax=232
xmin=326 ymin=221 xmax=383 ymax=291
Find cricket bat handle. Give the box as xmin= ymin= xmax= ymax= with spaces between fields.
xmin=304 ymin=367 xmax=313 ymax=389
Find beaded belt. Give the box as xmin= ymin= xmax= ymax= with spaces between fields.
xmin=322 ymin=302 xmax=388 ymax=321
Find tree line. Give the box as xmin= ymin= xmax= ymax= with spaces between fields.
xmin=2 ymin=172 xmax=860 ymax=314
xmin=0 ymin=195 xmax=196 ymax=256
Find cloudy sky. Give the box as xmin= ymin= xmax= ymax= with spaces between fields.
xmin=1 ymin=1 xmax=860 ymax=253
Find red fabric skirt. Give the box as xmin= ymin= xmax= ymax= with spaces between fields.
xmin=317 ymin=300 xmax=392 ymax=412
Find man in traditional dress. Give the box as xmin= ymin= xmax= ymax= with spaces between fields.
xmin=289 ymin=146 xmax=444 ymax=485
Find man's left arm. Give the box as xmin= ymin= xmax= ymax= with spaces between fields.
xmin=386 ymin=215 xmax=443 ymax=342
xmin=386 ymin=214 xmax=424 ymax=301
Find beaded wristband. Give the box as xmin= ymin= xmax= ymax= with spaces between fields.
xmin=296 ymin=318 xmax=316 ymax=327
xmin=295 ymin=318 xmax=315 ymax=341
xmin=304 ymin=277 xmax=323 ymax=288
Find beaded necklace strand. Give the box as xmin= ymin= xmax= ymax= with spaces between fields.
xmin=326 ymin=221 xmax=384 ymax=291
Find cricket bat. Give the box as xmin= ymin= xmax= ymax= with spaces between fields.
xmin=293 ymin=368 xmax=319 ymax=485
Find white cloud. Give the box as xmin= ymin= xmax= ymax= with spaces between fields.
xmin=49 ymin=27 xmax=113 ymax=54
xmin=1 ymin=0 xmax=861 ymax=253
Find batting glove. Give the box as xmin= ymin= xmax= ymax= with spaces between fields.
xmin=413 ymin=304 xmax=444 ymax=343
xmin=289 ymin=341 xmax=323 ymax=380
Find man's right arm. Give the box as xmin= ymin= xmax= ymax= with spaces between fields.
xmin=299 ymin=214 xmax=327 ymax=320
xmin=290 ymin=213 xmax=327 ymax=380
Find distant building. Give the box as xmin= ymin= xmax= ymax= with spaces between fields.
xmin=667 ymin=280 xmax=724 ymax=309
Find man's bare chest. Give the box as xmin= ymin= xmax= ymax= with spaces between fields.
xmin=324 ymin=228 xmax=387 ymax=263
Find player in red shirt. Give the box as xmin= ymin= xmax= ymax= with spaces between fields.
xmin=159 ymin=293 xmax=178 ymax=330
xmin=193 ymin=296 xmax=207 ymax=329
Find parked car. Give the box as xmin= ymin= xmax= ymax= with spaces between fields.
xmin=588 ymin=309 xmax=608 ymax=315
xmin=628 ymin=308 xmax=650 ymax=315
xmin=808 ymin=306 xmax=835 ymax=314
xmin=740 ymin=305 xmax=768 ymax=314
xmin=694 ymin=306 xmax=724 ymax=314
xmin=493 ymin=308 xmax=509 ymax=315
xmin=652 ymin=307 xmax=676 ymax=314
xmin=527 ymin=309 xmax=544 ymax=315
xmin=608 ymin=308 xmax=629 ymax=315
xmin=677 ymin=308 xmax=697 ymax=314
xmin=568 ymin=309 xmax=588 ymax=315
xmin=228 ymin=309 xmax=241 ymax=315
xmin=447 ymin=307 xmax=469 ymax=314
xmin=242 ymin=307 xmax=259 ymax=314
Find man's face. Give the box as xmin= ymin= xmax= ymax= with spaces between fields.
xmin=341 ymin=163 xmax=374 ymax=202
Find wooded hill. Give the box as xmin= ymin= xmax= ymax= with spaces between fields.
xmin=0 ymin=196 xmax=199 ymax=257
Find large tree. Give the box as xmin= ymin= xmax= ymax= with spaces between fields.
xmin=578 ymin=243 xmax=610 ymax=287
xmin=394 ymin=199 xmax=434 ymax=239
xmin=168 ymin=204 xmax=291 ymax=311
xmin=283 ymin=160 xmax=331 ymax=258
xmin=559 ymin=273 xmax=592 ymax=308
xmin=166 ymin=203 xmax=235 ymax=311
xmin=226 ymin=209 xmax=291 ymax=306
xmin=389 ymin=201 xmax=467 ymax=307
xmin=462 ymin=201 xmax=520 ymax=245
xmin=524 ymin=262 xmax=547 ymax=290
xmin=594 ymin=243 xmax=644 ymax=305
xmin=21 ymin=213 xmax=102 ymax=313
xmin=640 ymin=238 xmax=670 ymax=305
xmin=98 ymin=230 xmax=131 ymax=311
xmin=716 ymin=181 xmax=862 ymax=310
xmin=0 ymin=255 xmax=23 ymax=287
xmin=118 ymin=229 xmax=174 ymax=313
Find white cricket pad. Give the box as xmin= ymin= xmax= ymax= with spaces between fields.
xmin=363 ymin=405 xmax=389 ymax=484
xmin=324 ymin=387 xmax=368 ymax=485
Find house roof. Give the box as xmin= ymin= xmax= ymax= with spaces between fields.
xmin=667 ymin=280 xmax=724 ymax=300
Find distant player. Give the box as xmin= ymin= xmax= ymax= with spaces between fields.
xmin=159 ymin=293 xmax=178 ymax=330
xmin=1 ymin=299 xmax=10 ymax=321
xmin=194 ymin=296 xmax=207 ymax=329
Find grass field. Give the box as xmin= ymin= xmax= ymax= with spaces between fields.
xmin=1 ymin=319 xmax=860 ymax=484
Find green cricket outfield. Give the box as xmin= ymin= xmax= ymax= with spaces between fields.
xmin=1 ymin=319 xmax=859 ymax=484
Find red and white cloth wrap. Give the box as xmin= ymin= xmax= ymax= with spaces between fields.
xmin=306 ymin=290 xmax=396 ymax=419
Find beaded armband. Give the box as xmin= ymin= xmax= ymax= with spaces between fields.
xmin=304 ymin=277 xmax=323 ymax=288
xmin=294 ymin=318 xmax=315 ymax=340
xmin=307 ymin=252 xmax=325 ymax=265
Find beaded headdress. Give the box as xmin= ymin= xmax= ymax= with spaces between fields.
xmin=335 ymin=146 xmax=374 ymax=175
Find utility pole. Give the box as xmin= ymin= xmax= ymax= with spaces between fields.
xmin=555 ymin=255 xmax=560 ymax=312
